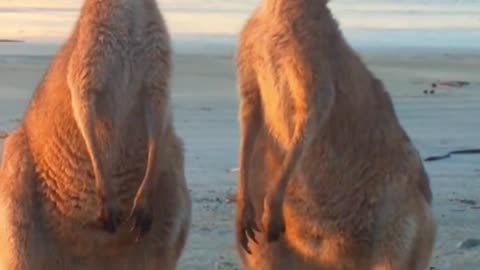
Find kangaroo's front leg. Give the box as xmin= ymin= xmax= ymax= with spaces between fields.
xmin=68 ymin=29 xmax=122 ymax=233
xmin=236 ymin=63 xmax=263 ymax=254
xmin=261 ymin=43 xmax=335 ymax=242
xmin=129 ymin=22 xmax=172 ymax=240
xmin=129 ymin=33 xmax=172 ymax=239
xmin=71 ymin=89 xmax=121 ymax=232
xmin=129 ymin=83 xmax=170 ymax=240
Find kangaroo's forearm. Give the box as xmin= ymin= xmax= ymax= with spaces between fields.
xmin=239 ymin=102 xmax=262 ymax=203
xmin=273 ymin=138 xmax=304 ymax=197
xmin=71 ymin=92 xmax=110 ymax=204
xmin=136 ymin=97 xmax=168 ymax=198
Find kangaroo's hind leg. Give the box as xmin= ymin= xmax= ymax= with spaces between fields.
xmin=407 ymin=218 xmax=436 ymax=270
xmin=0 ymin=128 xmax=57 ymax=270
xmin=372 ymin=181 xmax=436 ymax=270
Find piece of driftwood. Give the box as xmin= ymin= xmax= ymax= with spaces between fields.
xmin=424 ymin=148 xmax=480 ymax=162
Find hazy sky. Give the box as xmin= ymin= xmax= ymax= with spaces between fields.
xmin=1 ymin=0 xmax=479 ymax=41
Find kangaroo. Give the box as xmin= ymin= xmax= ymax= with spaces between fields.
xmin=235 ymin=0 xmax=436 ymax=269
xmin=0 ymin=0 xmax=191 ymax=269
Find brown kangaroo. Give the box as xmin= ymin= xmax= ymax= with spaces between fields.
xmin=0 ymin=0 xmax=191 ymax=269
xmin=235 ymin=0 xmax=436 ymax=269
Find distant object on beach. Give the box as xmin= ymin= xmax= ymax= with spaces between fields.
xmin=457 ymin=238 xmax=480 ymax=250
xmin=0 ymin=131 xmax=8 ymax=139
xmin=0 ymin=39 xmax=24 ymax=43
xmin=424 ymin=148 xmax=480 ymax=162
xmin=423 ymin=89 xmax=435 ymax=95
xmin=423 ymin=80 xmax=471 ymax=95
xmin=432 ymin=81 xmax=470 ymax=89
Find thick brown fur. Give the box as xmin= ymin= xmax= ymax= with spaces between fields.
xmin=0 ymin=0 xmax=191 ymax=269
xmin=235 ymin=0 xmax=436 ymax=269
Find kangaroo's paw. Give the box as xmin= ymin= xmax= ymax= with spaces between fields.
xmin=262 ymin=195 xmax=285 ymax=243
xmin=128 ymin=194 xmax=153 ymax=241
xmin=237 ymin=200 xmax=260 ymax=254
xmin=98 ymin=202 xmax=123 ymax=233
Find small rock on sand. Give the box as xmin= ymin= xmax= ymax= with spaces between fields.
xmin=199 ymin=106 xmax=212 ymax=111
xmin=457 ymin=238 xmax=480 ymax=249
xmin=450 ymin=198 xmax=477 ymax=206
xmin=0 ymin=131 xmax=8 ymax=139
xmin=229 ymin=168 xmax=239 ymax=174
xmin=225 ymin=193 xmax=237 ymax=204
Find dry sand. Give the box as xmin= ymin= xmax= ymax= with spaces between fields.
xmin=0 ymin=44 xmax=479 ymax=269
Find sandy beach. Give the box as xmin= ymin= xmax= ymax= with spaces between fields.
xmin=0 ymin=42 xmax=479 ymax=269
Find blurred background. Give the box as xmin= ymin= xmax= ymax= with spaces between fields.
xmin=1 ymin=0 xmax=479 ymax=50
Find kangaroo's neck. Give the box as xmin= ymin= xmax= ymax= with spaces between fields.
xmin=262 ymin=0 xmax=327 ymax=15
xmin=80 ymin=0 xmax=157 ymax=12
xmin=78 ymin=0 xmax=160 ymax=24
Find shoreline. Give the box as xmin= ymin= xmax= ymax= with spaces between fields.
xmin=0 ymin=39 xmax=24 ymax=43
xmin=1 ymin=40 xmax=480 ymax=58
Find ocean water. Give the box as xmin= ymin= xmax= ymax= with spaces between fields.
xmin=0 ymin=0 xmax=479 ymax=50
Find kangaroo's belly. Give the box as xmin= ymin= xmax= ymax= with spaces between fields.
xmin=27 ymin=113 xmax=150 ymax=256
